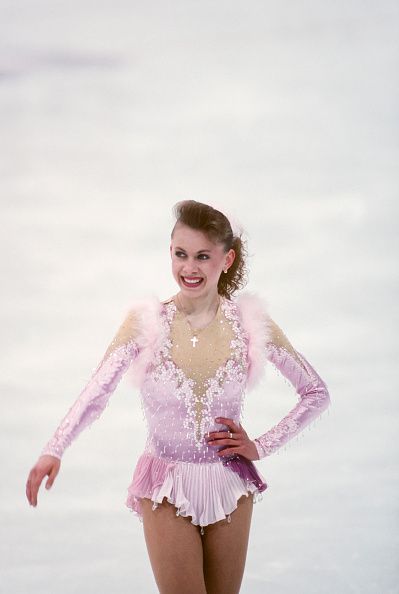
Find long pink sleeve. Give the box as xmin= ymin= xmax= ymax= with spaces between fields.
xmin=253 ymin=319 xmax=331 ymax=460
xmin=40 ymin=311 xmax=140 ymax=460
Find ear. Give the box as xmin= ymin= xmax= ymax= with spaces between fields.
xmin=169 ymin=243 xmax=172 ymax=258
xmin=225 ymin=248 xmax=236 ymax=269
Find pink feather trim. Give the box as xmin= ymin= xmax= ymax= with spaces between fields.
xmin=124 ymin=292 xmax=272 ymax=392
xmin=234 ymin=291 xmax=272 ymax=391
xmin=123 ymin=295 xmax=167 ymax=388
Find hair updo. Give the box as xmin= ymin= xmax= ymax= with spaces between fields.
xmin=171 ymin=200 xmax=248 ymax=300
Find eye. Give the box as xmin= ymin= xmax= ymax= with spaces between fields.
xmin=174 ymin=251 xmax=209 ymax=260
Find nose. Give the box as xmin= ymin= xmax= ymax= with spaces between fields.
xmin=182 ymin=257 xmax=200 ymax=274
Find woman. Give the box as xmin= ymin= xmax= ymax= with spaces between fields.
xmin=26 ymin=200 xmax=330 ymax=594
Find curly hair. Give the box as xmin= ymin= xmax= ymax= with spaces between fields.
xmin=171 ymin=200 xmax=248 ymax=299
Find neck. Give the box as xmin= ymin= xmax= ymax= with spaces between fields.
xmin=176 ymin=290 xmax=221 ymax=316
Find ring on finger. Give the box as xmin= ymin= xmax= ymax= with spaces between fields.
xmin=228 ymin=431 xmax=233 ymax=439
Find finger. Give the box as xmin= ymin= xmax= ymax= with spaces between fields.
xmin=206 ymin=431 xmax=220 ymax=439
xmin=208 ymin=435 xmax=244 ymax=446
xmin=45 ymin=465 xmax=58 ymax=490
xmin=209 ymin=426 xmax=245 ymax=440
xmin=208 ymin=439 xmax=241 ymax=447
xmin=206 ymin=432 xmax=236 ymax=441
xmin=26 ymin=479 xmax=31 ymax=505
xmin=26 ymin=470 xmax=35 ymax=505
xmin=30 ymin=481 xmax=39 ymax=506
xmin=30 ymin=472 xmax=45 ymax=507
xmin=214 ymin=417 xmax=241 ymax=433
xmin=217 ymin=446 xmax=241 ymax=457
xmin=236 ymin=421 xmax=248 ymax=435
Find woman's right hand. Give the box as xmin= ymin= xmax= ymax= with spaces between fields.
xmin=26 ymin=455 xmax=61 ymax=507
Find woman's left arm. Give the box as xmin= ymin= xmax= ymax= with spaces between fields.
xmin=253 ymin=318 xmax=331 ymax=460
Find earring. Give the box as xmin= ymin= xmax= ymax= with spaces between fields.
xmin=224 ymin=269 xmax=228 ymax=274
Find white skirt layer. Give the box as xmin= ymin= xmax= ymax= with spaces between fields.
xmin=126 ymin=452 xmax=265 ymax=529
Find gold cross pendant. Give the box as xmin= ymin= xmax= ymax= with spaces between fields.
xmin=190 ymin=336 xmax=199 ymax=348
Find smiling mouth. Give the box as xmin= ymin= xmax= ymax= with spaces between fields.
xmin=181 ymin=276 xmax=204 ymax=288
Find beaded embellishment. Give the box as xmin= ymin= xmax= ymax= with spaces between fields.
xmin=147 ymin=297 xmax=249 ymax=451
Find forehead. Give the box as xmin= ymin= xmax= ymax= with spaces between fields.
xmin=171 ymin=224 xmax=219 ymax=250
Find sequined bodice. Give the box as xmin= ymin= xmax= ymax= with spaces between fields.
xmin=40 ymin=291 xmax=330 ymax=466
xmin=140 ymin=297 xmax=248 ymax=463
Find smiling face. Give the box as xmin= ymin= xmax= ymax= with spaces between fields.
xmin=170 ymin=223 xmax=235 ymax=299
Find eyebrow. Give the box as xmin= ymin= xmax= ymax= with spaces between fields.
xmin=175 ymin=247 xmax=211 ymax=253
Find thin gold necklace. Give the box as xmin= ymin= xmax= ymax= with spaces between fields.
xmin=176 ymin=294 xmax=221 ymax=348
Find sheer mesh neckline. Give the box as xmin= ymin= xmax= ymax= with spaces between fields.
xmin=166 ymin=295 xmax=235 ymax=384
xmin=170 ymin=295 xmax=223 ymax=333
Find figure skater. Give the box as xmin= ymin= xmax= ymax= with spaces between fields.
xmin=26 ymin=200 xmax=330 ymax=594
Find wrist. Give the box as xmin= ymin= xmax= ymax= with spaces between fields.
xmin=41 ymin=445 xmax=63 ymax=461
xmin=253 ymin=438 xmax=267 ymax=460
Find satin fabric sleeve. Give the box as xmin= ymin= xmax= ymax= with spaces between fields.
xmin=40 ymin=309 xmax=141 ymax=460
xmin=253 ymin=318 xmax=331 ymax=460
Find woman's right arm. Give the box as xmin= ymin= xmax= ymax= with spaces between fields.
xmin=26 ymin=308 xmax=141 ymax=507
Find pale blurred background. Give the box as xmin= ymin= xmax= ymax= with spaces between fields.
xmin=1 ymin=1 xmax=398 ymax=593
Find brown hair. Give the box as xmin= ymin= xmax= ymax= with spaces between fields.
xmin=171 ymin=200 xmax=248 ymax=299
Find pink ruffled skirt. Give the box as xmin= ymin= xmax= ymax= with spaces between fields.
xmin=126 ymin=451 xmax=267 ymax=532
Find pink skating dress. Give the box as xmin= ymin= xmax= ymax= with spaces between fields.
xmin=40 ymin=292 xmax=330 ymax=535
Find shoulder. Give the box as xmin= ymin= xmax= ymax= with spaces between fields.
xmin=230 ymin=292 xmax=272 ymax=389
xmin=230 ymin=291 xmax=273 ymax=343
xmin=120 ymin=295 xmax=167 ymax=327
xmin=118 ymin=294 xmax=169 ymax=348
xmin=232 ymin=290 xmax=270 ymax=317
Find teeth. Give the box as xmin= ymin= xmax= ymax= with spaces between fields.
xmin=183 ymin=277 xmax=202 ymax=284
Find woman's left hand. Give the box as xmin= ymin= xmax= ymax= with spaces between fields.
xmin=205 ymin=417 xmax=259 ymax=461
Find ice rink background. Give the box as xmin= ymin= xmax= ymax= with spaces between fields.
xmin=1 ymin=1 xmax=398 ymax=593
